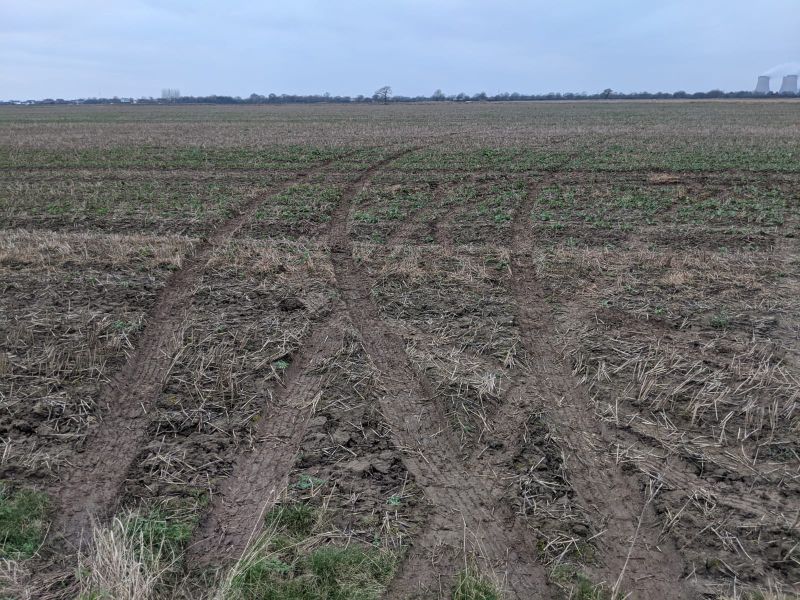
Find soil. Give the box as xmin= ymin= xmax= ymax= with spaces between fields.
xmin=3 ymin=104 xmax=798 ymax=600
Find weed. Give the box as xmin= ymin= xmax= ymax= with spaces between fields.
xmin=710 ymin=310 xmax=730 ymax=329
xmin=294 ymin=475 xmax=325 ymax=491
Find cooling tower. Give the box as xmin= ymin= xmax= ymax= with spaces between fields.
xmin=779 ymin=75 xmax=798 ymax=94
xmin=755 ymin=75 xmax=771 ymax=93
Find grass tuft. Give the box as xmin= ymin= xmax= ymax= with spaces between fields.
xmin=77 ymin=514 xmax=172 ymax=600
xmin=452 ymin=567 xmax=503 ymax=600
xmin=216 ymin=502 xmax=398 ymax=600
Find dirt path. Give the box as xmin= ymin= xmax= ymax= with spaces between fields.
xmin=187 ymin=315 xmax=345 ymax=565
xmin=50 ymin=157 xmax=341 ymax=548
xmin=328 ymin=149 xmax=550 ymax=599
xmin=478 ymin=176 xmax=692 ymax=598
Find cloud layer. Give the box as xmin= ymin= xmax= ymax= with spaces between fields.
xmin=2 ymin=0 xmax=799 ymax=99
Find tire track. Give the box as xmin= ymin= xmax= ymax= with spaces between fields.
xmin=328 ymin=148 xmax=550 ymax=599
xmin=184 ymin=147 xmax=416 ymax=565
xmin=479 ymin=176 xmax=692 ymax=598
xmin=50 ymin=156 xmax=342 ymax=548
xmin=187 ymin=315 xmax=345 ymax=565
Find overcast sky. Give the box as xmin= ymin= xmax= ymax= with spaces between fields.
xmin=2 ymin=0 xmax=799 ymax=100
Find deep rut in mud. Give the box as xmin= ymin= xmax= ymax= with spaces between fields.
xmin=50 ymin=157 xmax=340 ymax=548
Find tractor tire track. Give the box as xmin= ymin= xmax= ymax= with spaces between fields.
xmin=50 ymin=156 xmax=341 ymax=548
xmin=328 ymin=148 xmax=549 ymax=599
xmin=187 ymin=315 xmax=345 ymax=565
xmin=480 ymin=176 xmax=692 ymax=598
xmin=184 ymin=147 xmax=415 ymax=565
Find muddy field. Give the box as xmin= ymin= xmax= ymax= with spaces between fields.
xmin=0 ymin=101 xmax=798 ymax=599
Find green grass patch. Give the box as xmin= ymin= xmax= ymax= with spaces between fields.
xmin=0 ymin=145 xmax=341 ymax=170
xmin=221 ymin=502 xmax=398 ymax=600
xmin=125 ymin=508 xmax=194 ymax=562
xmin=121 ymin=494 xmax=207 ymax=564
xmin=265 ymin=504 xmax=318 ymax=538
xmin=0 ymin=483 xmax=49 ymax=558
xmin=227 ymin=544 xmax=397 ymax=600
xmin=275 ymin=184 xmax=341 ymax=223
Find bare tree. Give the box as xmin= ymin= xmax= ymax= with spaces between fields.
xmin=373 ymin=86 xmax=392 ymax=104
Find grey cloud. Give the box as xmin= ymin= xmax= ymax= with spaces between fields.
xmin=1 ymin=0 xmax=798 ymax=99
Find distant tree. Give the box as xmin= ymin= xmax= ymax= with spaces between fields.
xmin=373 ymin=85 xmax=392 ymax=104
xmin=602 ymin=88 xmax=613 ymax=99
xmin=432 ymin=89 xmax=445 ymax=101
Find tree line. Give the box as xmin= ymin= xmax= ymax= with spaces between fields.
xmin=3 ymin=87 xmax=797 ymax=106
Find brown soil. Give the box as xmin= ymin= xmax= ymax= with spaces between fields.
xmin=188 ymin=314 xmax=346 ymax=564
xmin=328 ymin=149 xmax=551 ymax=599
xmin=49 ymin=156 xmax=341 ymax=548
xmin=4 ymin=104 xmax=798 ymax=600
xmin=497 ymin=177 xmax=691 ymax=597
